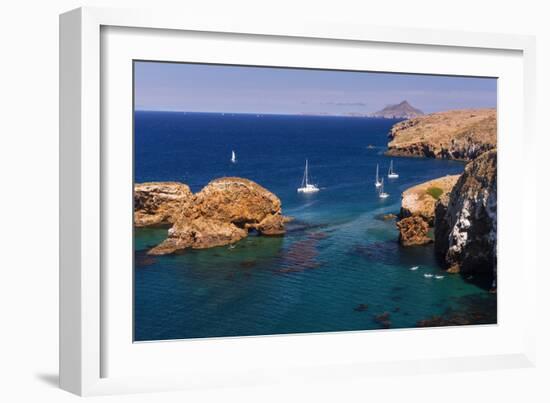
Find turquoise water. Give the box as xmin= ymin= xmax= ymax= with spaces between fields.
xmin=134 ymin=111 xmax=496 ymax=341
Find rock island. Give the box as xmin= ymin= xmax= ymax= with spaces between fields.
xmin=134 ymin=177 xmax=288 ymax=255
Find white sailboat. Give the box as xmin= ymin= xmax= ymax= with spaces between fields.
xmin=375 ymin=164 xmax=382 ymax=188
xmin=378 ymin=178 xmax=389 ymax=199
xmin=297 ymin=159 xmax=320 ymax=193
xmin=388 ymin=160 xmax=399 ymax=178
xmin=230 ymin=150 xmax=237 ymax=164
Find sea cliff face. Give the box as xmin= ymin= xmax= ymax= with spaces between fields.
xmin=394 ymin=121 xmax=497 ymax=288
xmin=387 ymin=109 xmax=496 ymax=161
xmin=434 ymin=150 xmax=497 ymax=281
xmin=134 ymin=177 xmax=288 ymax=255
xmin=396 ymin=175 xmax=459 ymax=246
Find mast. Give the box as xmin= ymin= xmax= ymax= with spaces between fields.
xmin=301 ymin=160 xmax=308 ymax=187
xmin=376 ymin=164 xmax=379 ymax=182
xmin=305 ymin=159 xmax=309 ymax=186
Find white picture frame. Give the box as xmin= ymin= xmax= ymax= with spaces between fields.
xmin=60 ymin=6 xmax=537 ymax=396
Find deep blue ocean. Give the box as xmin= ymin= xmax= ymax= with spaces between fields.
xmin=134 ymin=111 xmax=495 ymax=341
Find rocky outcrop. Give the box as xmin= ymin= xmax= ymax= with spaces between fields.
xmin=396 ymin=175 xmax=459 ymax=246
xmin=386 ymin=109 xmax=496 ymax=161
xmin=135 ymin=177 xmax=288 ymax=255
xmin=396 ymin=216 xmax=432 ymax=246
xmin=400 ymin=175 xmax=460 ymax=225
xmin=134 ymin=182 xmax=194 ymax=227
xmin=434 ymin=150 xmax=497 ymax=281
xmin=370 ymin=100 xmax=424 ymax=119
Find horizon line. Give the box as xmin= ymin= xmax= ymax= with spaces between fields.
xmin=133 ymin=109 xmax=407 ymax=118
xmin=134 ymin=107 xmax=496 ymax=118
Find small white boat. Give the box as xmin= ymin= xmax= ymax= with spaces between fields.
xmin=424 ymin=273 xmax=434 ymax=278
xmin=297 ymin=159 xmax=320 ymax=193
xmin=375 ymin=164 xmax=382 ymax=188
xmin=230 ymin=150 xmax=237 ymax=164
xmin=435 ymin=275 xmax=445 ymax=279
xmin=388 ymin=160 xmax=399 ymax=179
xmin=410 ymin=266 xmax=419 ymax=271
xmin=378 ymin=178 xmax=389 ymax=199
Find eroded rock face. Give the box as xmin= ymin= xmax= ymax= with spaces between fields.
xmin=434 ymin=150 xmax=497 ymax=279
xmin=192 ymin=178 xmax=284 ymax=234
xmin=134 ymin=182 xmax=194 ymax=227
xmin=135 ymin=177 xmax=287 ymax=255
xmin=148 ymin=218 xmax=248 ymax=255
xmin=387 ymin=109 xmax=496 ymax=161
xmin=396 ymin=216 xmax=432 ymax=246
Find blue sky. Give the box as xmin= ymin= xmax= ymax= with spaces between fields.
xmin=134 ymin=61 xmax=497 ymax=115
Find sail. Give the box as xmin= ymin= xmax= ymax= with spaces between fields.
xmin=297 ymin=159 xmax=320 ymax=193
xmin=301 ymin=160 xmax=308 ymax=187
xmin=388 ymin=160 xmax=399 ymax=178
xmin=231 ymin=150 xmax=236 ymax=162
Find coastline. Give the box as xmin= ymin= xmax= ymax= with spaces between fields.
xmin=133 ymin=110 xmax=496 ymax=340
xmin=386 ymin=108 xmax=496 ymax=161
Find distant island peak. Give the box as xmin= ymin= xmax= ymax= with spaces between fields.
xmin=370 ymin=100 xmax=424 ymax=119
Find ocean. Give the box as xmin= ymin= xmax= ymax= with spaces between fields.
xmin=134 ymin=111 xmax=496 ymax=341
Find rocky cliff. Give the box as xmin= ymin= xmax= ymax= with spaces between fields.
xmin=396 ymin=175 xmax=459 ymax=246
xmin=370 ymin=100 xmax=424 ymax=119
xmin=134 ymin=177 xmax=288 ymax=255
xmin=434 ymin=150 xmax=497 ymax=282
xmin=387 ymin=108 xmax=496 ymax=161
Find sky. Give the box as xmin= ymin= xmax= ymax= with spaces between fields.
xmin=134 ymin=61 xmax=497 ymax=115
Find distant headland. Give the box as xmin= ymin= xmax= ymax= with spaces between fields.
xmin=386 ymin=108 xmax=496 ymax=160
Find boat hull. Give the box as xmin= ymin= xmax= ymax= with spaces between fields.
xmin=297 ymin=187 xmax=320 ymax=193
